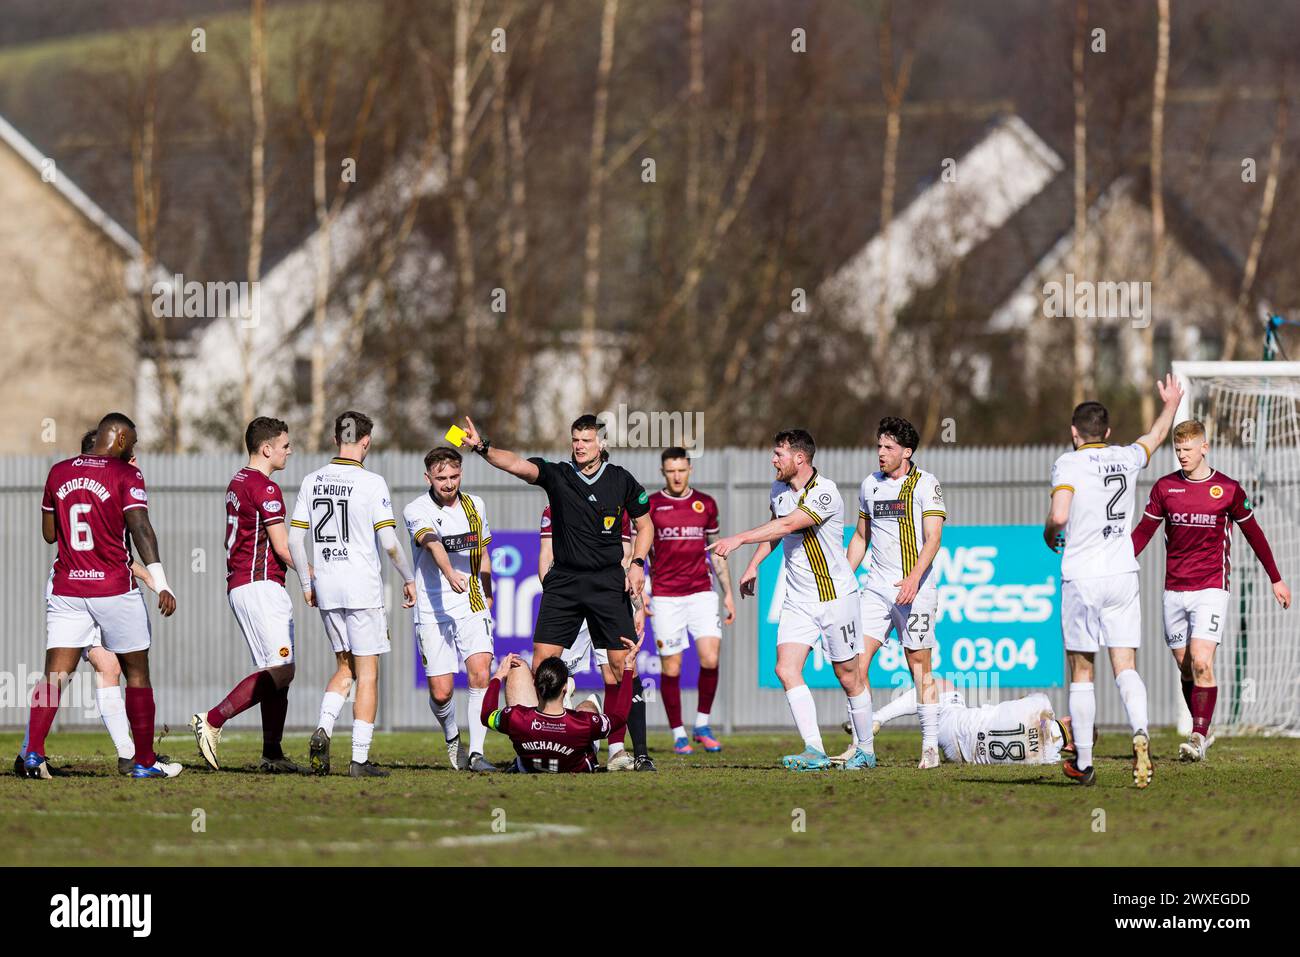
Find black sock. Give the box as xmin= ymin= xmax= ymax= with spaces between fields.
xmin=629 ymin=685 xmax=648 ymax=757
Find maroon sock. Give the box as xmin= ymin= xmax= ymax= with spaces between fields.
xmin=260 ymin=685 xmax=289 ymax=760
xmin=662 ymin=674 xmax=682 ymax=729
xmin=26 ymin=680 xmax=61 ymax=756
xmin=605 ymin=683 xmax=626 ymax=745
xmin=1181 ymin=678 xmax=1194 ymax=711
xmin=208 ymin=671 xmax=277 ymax=729
xmin=1190 ymin=685 xmax=1218 ymax=737
xmin=697 ymin=666 xmax=720 ymax=719
xmin=125 ymin=687 xmax=157 ymax=767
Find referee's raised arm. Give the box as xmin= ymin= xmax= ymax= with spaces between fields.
xmin=460 ymin=417 xmax=539 ymax=483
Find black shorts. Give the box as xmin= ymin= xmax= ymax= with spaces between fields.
xmin=534 ymin=564 xmax=635 ymax=651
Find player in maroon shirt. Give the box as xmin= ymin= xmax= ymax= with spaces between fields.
xmin=482 ymin=638 xmax=640 ymax=773
xmin=645 ymin=447 xmax=733 ymax=754
xmin=190 ymin=417 xmax=304 ymax=773
xmin=1132 ymin=420 xmax=1291 ymax=761
xmin=29 ymin=412 xmax=180 ymax=779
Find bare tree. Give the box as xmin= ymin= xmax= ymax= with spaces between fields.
xmin=1223 ymin=90 xmax=1288 ymax=360
xmin=242 ymin=0 xmax=268 ymax=426
xmin=1070 ymin=0 xmax=1091 ymax=406
xmin=1143 ymin=0 xmax=1170 ymax=424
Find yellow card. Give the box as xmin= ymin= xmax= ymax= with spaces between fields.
xmin=445 ymin=425 xmax=468 ymax=447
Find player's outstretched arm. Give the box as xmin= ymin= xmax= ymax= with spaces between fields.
xmin=124 ymin=509 xmax=176 ymax=616
xmin=460 ymin=416 xmax=539 ymax=483
xmin=707 ymin=509 xmax=815 ymax=560
xmin=1135 ymin=372 xmax=1185 ymax=458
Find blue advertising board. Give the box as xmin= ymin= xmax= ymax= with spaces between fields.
xmin=756 ymin=525 xmax=1063 ymax=689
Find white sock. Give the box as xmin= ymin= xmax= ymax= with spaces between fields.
xmin=1115 ymin=668 xmax=1149 ymax=735
xmin=847 ymin=691 xmax=875 ymax=754
xmin=318 ymin=690 xmax=346 ymax=737
xmin=351 ymin=719 xmax=374 ymax=764
xmin=917 ymin=702 xmax=939 ymax=749
xmin=785 ymin=684 xmax=824 ymax=753
xmin=430 ymin=696 xmax=458 ymax=742
xmin=875 ymin=686 xmax=918 ymax=725
xmin=608 ymin=741 xmax=625 ymax=757
xmin=468 ymin=686 xmax=488 ymax=756
xmin=672 ymin=725 xmax=686 ymax=739
xmin=1069 ymin=681 xmax=1096 ymax=769
xmin=694 ymin=710 xmax=710 ymax=728
xmin=95 ymin=685 xmax=134 ymax=760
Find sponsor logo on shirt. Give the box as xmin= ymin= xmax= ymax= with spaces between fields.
xmin=129 ymin=488 xmax=148 ymax=502
xmin=637 ymin=491 xmax=649 ymax=504
xmin=873 ymin=500 xmax=907 ymax=519
xmin=321 ymin=546 xmax=349 ymax=561
xmin=67 ymin=569 xmax=106 ymax=580
xmin=442 ymin=531 xmax=479 ymax=552
xmin=71 ymin=457 xmax=106 ymax=469
xmin=1169 ymin=512 xmax=1216 ymax=526
xmin=540 ymin=514 xmax=552 ymax=528
xmin=263 ymin=500 xmax=282 ymax=513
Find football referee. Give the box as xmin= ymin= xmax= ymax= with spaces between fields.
xmin=458 ymin=414 xmax=658 ymax=770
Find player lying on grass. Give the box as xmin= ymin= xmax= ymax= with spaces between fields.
xmin=481 ymin=638 xmax=640 ymax=773
xmin=866 ymin=679 xmax=1068 ymax=766
xmin=1131 ymin=419 xmax=1291 ymax=762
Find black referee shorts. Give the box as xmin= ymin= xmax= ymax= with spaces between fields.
xmin=534 ymin=564 xmax=635 ymax=651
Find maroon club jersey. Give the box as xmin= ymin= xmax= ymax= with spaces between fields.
xmin=541 ymin=505 xmax=630 ymax=542
xmin=42 ymin=454 xmax=148 ymax=598
xmin=646 ymin=489 xmax=719 ymax=597
xmin=1141 ymin=470 xmax=1255 ymax=591
xmin=489 ymin=704 xmax=610 ymax=773
xmin=225 ymin=467 xmax=288 ymax=591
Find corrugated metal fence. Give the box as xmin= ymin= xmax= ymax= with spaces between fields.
xmin=0 ymin=446 xmax=1214 ymax=735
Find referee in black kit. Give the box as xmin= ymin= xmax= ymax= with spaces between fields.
xmin=458 ymin=413 xmax=658 ymax=770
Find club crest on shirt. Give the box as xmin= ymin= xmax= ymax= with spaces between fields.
xmin=691 ymin=500 xmax=705 ymax=513
xmin=1209 ymin=485 xmax=1224 ymax=499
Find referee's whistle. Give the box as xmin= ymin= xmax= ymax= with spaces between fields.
xmin=445 ymin=425 xmax=468 ymax=447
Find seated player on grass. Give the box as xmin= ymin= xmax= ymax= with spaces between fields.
xmin=481 ymin=638 xmax=640 ymax=773
xmin=867 ymin=677 xmax=1069 ymax=766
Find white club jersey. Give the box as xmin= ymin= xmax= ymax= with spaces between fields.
xmin=1050 ymin=441 xmax=1150 ymax=581
xmin=770 ymin=471 xmax=858 ymax=605
xmin=404 ymin=490 xmax=493 ymax=623
xmin=857 ymin=465 xmax=946 ymax=591
xmin=290 ymin=457 xmax=398 ymax=610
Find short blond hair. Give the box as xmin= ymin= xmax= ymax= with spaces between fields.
xmin=1173 ymin=420 xmax=1207 ymax=444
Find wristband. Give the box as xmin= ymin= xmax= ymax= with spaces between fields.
xmin=475 ymin=437 xmax=492 ymax=458
xmin=630 ymin=557 xmax=645 ymax=568
xmin=146 ymin=563 xmax=172 ymax=596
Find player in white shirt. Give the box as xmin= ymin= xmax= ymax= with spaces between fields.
xmin=872 ymin=681 xmax=1070 ymax=767
xmin=403 ymin=446 xmax=497 ymax=772
xmin=289 ymin=411 xmax=417 ymax=778
xmin=846 ymin=416 xmax=947 ymax=769
xmin=710 ymin=429 xmax=874 ymax=771
xmin=1044 ymin=374 xmax=1182 ymax=788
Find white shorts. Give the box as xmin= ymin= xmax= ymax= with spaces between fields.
xmin=858 ymin=582 xmax=938 ymax=651
xmin=560 ymin=622 xmax=609 ymax=675
xmin=417 ymin=610 xmax=494 ymax=677
xmin=320 ymin=607 xmax=390 ymax=656
xmin=776 ymin=593 xmax=861 ymax=663
xmin=46 ymin=591 xmax=151 ymax=654
xmin=229 ymin=581 xmax=295 ymax=669
xmin=1061 ymin=573 xmax=1141 ymax=652
xmin=1162 ymin=588 xmax=1229 ymax=649
xmin=651 ymin=591 xmax=723 ymax=657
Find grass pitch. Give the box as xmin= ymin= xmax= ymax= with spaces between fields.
xmin=1 ymin=728 xmax=1297 ymax=866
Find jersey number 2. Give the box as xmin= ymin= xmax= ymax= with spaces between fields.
xmin=1104 ymin=474 xmax=1127 ymax=521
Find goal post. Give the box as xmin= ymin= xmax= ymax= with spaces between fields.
xmin=1170 ymin=361 xmax=1300 ymax=736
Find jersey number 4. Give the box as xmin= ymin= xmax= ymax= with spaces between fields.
xmin=312 ymin=498 xmax=350 ymax=542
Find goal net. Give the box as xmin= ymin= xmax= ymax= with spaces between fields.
xmin=1173 ymin=361 xmax=1300 ymax=736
